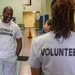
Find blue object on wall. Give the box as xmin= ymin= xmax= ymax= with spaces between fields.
xmin=39 ymin=16 xmax=43 ymax=29
xmin=44 ymin=14 xmax=49 ymax=24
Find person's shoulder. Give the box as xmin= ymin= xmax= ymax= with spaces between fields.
xmin=35 ymin=34 xmax=45 ymax=40
xmin=11 ymin=21 xmax=17 ymax=25
xmin=35 ymin=32 xmax=48 ymax=39
xmin=71 ymin=31 xmax=75 ymax=37
xmin=71 ymin=31 xmax=75 ymax=35
xmin=34 ymin=31 xmax=54 ymax=42
xmin=10 ymin=21 xmax=19 ymax=28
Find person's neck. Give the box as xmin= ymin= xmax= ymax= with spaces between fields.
xmin=2 ymin=20 xmax=10 ymax=23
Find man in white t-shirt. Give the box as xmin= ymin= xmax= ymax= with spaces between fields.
xmin=28 ymin=0 xmax=75 ymax=75
xmin=0 ymin=6 xmax=22 ymax=75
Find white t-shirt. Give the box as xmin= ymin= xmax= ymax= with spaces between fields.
xmin=0 ymin=21 xmax=22 ymax=58
xmin=28 ymin=31 xmax=75 ymax=75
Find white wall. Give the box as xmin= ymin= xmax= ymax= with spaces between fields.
xmin=24 ymin=0 xmax=41 ymax=11
xmin=46 ymin=0 xmax=52 ymax=19
xmin=0 ymin=0 xmax=41 ymax=24
xmin=40 ymin=0 xmax=46 ymax=15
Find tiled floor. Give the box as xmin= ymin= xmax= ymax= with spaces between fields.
xmin=18 ymin=28 xmax=37 ymax=75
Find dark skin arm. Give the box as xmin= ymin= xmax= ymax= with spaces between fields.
xmin=16 ymin=38 xmax=22 ymax=56
xmin=31 ymin=67 xmax=41 ymax=75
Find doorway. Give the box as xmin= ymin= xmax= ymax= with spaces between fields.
xmin=23 ymin=11 xmax=40 ymax=28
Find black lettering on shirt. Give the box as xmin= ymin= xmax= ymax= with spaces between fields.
xmin=41 ymin=48 xmax=75 ymax=56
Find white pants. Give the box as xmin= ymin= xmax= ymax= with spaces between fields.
xmin=0 ymin=55 xmax=17 ymax=75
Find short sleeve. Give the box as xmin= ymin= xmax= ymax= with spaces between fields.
xmin=28 ymin=39 xmax=41 ymax=68
xmin=15 ymin=24 xmax=22 ymax=38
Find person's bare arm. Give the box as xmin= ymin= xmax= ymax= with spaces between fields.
xmin=16 ymin=38 xmax=22 ymax=56
xmin=31 ymin=67 xmax=41 ymax=75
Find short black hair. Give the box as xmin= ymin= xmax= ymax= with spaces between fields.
xmin=3 ymin=6 xmax=13 ymax=14
xmin=47 ymin=19 xmax=52 ymax=26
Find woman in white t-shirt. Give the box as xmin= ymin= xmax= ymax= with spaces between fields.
xmin=28 ymin=0 xmax=75 ymax=75
xmin=43 ymin=19 xmax=52 ymax=33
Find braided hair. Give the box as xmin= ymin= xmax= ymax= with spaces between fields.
xmin=51 ymin=0 xmax=74 ymax=40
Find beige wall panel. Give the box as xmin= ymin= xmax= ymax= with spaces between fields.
xmin=23 ymin=12 xmax=35 ymax=28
